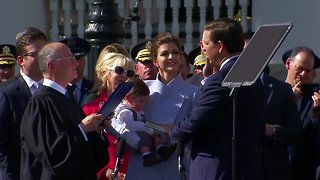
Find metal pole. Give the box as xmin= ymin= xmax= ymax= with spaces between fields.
xmin=85 ymin=0 xmax=125 ymax=80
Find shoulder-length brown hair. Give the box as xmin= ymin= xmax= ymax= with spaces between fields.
xmin=150 ymin=32 xmax=182 ymax=60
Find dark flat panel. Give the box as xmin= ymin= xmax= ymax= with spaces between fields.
xmin=222 ymin=23 xmax=292 ymax=87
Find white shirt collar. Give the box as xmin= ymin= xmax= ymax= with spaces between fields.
xmin=219 ymin=55 xmax=239 ymax=70
xmin=20 ymin=71 xmax=40 ymax=88
xmin=43 ymin=78 xmax=66 ymax=95
xmin=201 ymin=56 xmax=239 ymax=85
xmin=68 ymin=79 xmax=83 ymax=89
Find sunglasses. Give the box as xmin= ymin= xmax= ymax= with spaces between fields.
xmin=113 ymin=66 xmax=135 ymax=77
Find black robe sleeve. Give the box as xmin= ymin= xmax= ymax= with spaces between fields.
xmin=21 ymin=88 xmax=109 ymax=179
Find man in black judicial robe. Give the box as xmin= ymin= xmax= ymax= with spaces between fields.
xmin=20 ymin=42 xmax=110 ymax=180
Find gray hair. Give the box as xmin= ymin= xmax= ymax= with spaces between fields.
xmin=37 ymin=43 xmax=58 ymax=72
xmin=289 ymin=46 xmax=314 ymax=59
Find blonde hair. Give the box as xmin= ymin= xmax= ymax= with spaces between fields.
xmin=95 ymin=52 xmax=135 ymax=94
xmin=95 ymin=43 xmax=130 ymax=69
xmin=101 ymin=43 xmax=130 ymax=57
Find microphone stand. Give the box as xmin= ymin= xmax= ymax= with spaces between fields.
xmin=177 ymin=140 xmax=186 ymax=180
xmin=112 ymin=138 xmax=126 ymax=180
xmin=230 ymin=87 xmax=238 ymax=180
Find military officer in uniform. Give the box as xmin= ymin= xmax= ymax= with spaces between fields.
xmin=60 ymin=37 xmax=94 ymax=106
xmin=0 ymin=44 xmax=16 ymax=83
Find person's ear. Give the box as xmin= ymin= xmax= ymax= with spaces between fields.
xmin=285 ymin=58 xmax=292 ymax=70
xmin=134 ymin=63 xmax=139 ymax=72
xmin=102 ymin=70 xmax=110 ymax=80
xmin=47 ymin=61 xmax=55 ymax=70
xmin=217 ymin=41 xmax=224 ymax=53
xmin=16 ymin=55 xmax=24 ymax=66
xmin=153 ymin=58 xmax=158 ymax=67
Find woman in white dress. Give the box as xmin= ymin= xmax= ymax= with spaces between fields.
xmin=125 ymin=32 xmax=199 ymax=180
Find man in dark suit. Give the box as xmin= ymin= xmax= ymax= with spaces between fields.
xmin=283 ymin=47 xmax=320 ymax=180
xmin=165 ymin=18 xmax=265 ymax=180
xmin=260 ymin=70 xmax=302 ymax=180
xmin=20 ymin=42 xmax=110 ymax=180
xmin=59 ymin=37 xmax=94 ymax=106
xmin=0 ymin=27 xmax=47 ymax=180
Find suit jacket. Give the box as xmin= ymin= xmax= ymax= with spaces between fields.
xmin=78 ymin=78 xmax=94 ymax=106
xmin=170 ymin=57 xmax=265 ymax=180
xmin=261 ymin=74 xmax=301 ymax=180
xmin=292 ymin=94 xmax=319 ymax=180
xmin=0 ymin=75 xmax=31 ymax=180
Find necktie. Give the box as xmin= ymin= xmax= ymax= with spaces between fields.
xmin=67 ymin=84 xmax=77 ymax=102
xmin=31 ymin=82 xmax=40 ymax=95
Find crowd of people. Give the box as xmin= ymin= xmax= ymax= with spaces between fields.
xmin=0 ymin=17 xmax=320 ymax=180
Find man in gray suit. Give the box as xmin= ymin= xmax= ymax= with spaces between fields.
xmin=0 ymin=27 xmax=46 ymax=180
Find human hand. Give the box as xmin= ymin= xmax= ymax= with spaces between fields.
xmin=292 ymin=81 xmax=302 ymax=99
xmin=80 ymin=113 xmax=104 ymax=133
xmin=101 ymin=112 xmax=114 ymax=127
xmin=312 ymin=91 xmax=320 ymax=117
xmin=162 ymin=124 xmax=175 ymax=134
xmin=105 ymin=168 xmax=125 ymax=180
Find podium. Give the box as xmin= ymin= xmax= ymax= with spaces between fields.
xmin=222 ymin=23 xmax=293 ymax=180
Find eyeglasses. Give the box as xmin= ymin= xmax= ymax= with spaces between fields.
xmin=52 ymin=55 xmax=76 ymax=62
xmin=23 ymin=51 xmax=38 ymax=58
xmin=112 ymin=66 xmax=135 ymax=77
xmin=294 ymin=65 xmax=312 ymax=74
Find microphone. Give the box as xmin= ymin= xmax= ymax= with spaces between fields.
xmin=112 ymin=138 xmax=126 ymax=180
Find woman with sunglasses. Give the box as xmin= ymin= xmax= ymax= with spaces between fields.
xmin=125 ymin=32 xmax=199 ymax=180
xmin=83 ymin=52 xmax=135 ymax=180
xmin=83 ymin=43 xmax=131 ymax=105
